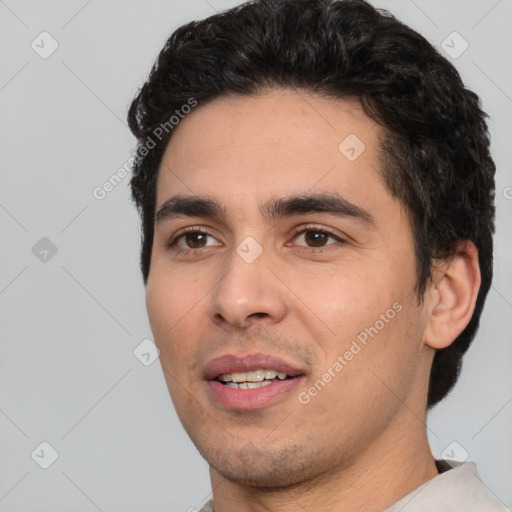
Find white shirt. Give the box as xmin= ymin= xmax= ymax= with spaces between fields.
xmin=385 ymin=461 xmax=509 ymax=512
xmin=198 ymin=461 xmax=509 ymax=512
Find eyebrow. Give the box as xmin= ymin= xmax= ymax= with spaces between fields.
xmin=155 ymin=192 xmax=376 ymax=228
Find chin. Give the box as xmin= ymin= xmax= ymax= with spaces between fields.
xmin=211 ymin=460 xmax=314 ymax=489
xmin=196 ymin=438 xmax=326 ymax=489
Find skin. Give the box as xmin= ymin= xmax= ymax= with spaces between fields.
xmin=145 ymin=88 xmax=481 ymax=511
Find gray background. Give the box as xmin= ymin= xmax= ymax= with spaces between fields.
xmin=0 ymin=0 xmax=511 ymax=510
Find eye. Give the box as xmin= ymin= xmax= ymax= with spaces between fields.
xmin=290 ymin=226 xmax=345 ymax=249
xmin=168 ymin=229 xmax=221 ymax=250
xmin=166 ymin=225 xmax=345 ymax=253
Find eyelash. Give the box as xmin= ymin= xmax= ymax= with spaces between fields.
xmin=166 ymin=224 xmax=346 ymax=254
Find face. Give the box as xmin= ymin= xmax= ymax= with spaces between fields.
xmin=146 ymin=89 xmax=433 ymax=487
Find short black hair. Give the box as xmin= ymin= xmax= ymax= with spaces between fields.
xmin=127 ymin=0 xmax=496 ymax=408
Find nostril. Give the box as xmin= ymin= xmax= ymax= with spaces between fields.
xmin=249 ymin=312 xmax=268 ymax=319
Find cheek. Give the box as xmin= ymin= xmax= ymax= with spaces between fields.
xmin=146 ymin=273 xmax=187 ymax=359
xmin=146 ymin=264 xmax=200 ymax=331
xmin=146 ymin=276 xmax=172 ymax=339
xmin=146 ymin=268 xmax=211 ymax=375
xmin=302 ymin=265 xmax=397 ymax=336
xmin=305 ymin=260 xmax=419 ymax=383
xmin=300 ymin=300 xmax=424 ymax=437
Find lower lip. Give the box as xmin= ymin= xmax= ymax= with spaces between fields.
xmin=206 ymin=377 xmax=305 ymax=410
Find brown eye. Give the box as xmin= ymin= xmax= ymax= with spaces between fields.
xmin=294 ymin=229 xmax=340 ymax=248
xmin=168 ymin=230 xmax=221 ymax=251
xmin=182 ymin=232 xmax=209 ymax=249
xmin=303 ymin=231 xmax=330 ymax=247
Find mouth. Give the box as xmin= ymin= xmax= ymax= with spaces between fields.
xmin=217 ymin=369 xmax=292 ymax=389
xmin=204 ymin=353 xmax=306 ymax=410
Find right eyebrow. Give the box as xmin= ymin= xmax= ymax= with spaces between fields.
xmin=155 ymin=195 xmax=228 ymax=225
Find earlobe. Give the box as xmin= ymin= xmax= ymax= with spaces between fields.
xmin=423 ymin=241 xmax=481 ymax=350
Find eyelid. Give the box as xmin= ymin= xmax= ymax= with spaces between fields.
xmin=292 ymin=223 xmax=344 ymax=235
xmin=288 ymin=223 xmax=347 ymax=247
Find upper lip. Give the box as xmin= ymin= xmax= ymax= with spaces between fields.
xmin=204 ymin=352 xmax=306 ymax=380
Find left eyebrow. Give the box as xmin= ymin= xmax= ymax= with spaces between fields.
xmin=259 ymin=192 xmax=376 ymax=228
xmin=154 ymin=192 xmax=376 ymax=229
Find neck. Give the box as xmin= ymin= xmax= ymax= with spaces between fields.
xmin=208 ymin=411 xmax=438 ymax=512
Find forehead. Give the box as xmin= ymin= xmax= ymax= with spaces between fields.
xmin=155 ymin=89 xmax=385 ymax=213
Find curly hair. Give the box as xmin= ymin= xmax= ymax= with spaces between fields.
xmin=127 ymin=0 xmax=496 ymax=408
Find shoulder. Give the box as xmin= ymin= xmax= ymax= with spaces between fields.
xmin=385 ymin=461 xmax=509 ymax=512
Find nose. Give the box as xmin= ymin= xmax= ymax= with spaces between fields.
xmin=209 ymin=244 xmax=288 ymax=330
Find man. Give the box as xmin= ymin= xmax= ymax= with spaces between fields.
xmin=127 ymin=0 xmax=505 ymax=510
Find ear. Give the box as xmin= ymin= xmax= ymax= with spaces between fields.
xmin=423 ymin=240 xmax=481 ymax=350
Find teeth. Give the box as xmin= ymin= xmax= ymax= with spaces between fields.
xmin=231 ymin=370 xmax=265 ymax=382
xmin=219 ymin=369 xmax=289 ymax=383
xmin=246 ymin=382 xmax=263 ymax=389
xmin=223 ymin=380 xmax=274 ymax=389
